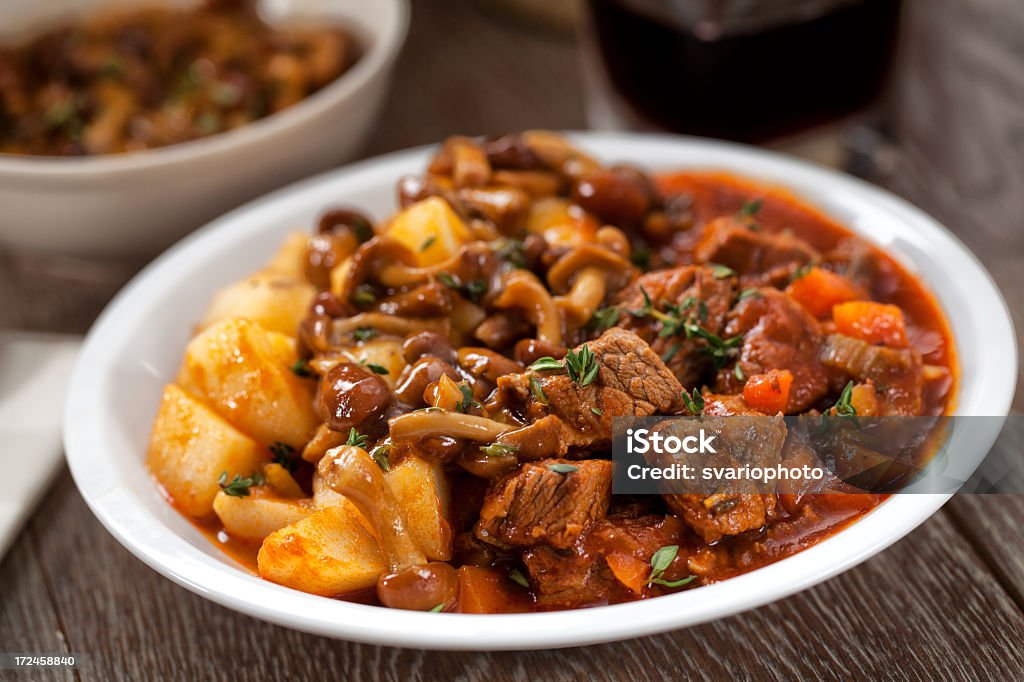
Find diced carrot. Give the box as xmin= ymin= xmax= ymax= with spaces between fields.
xmin=742 ymin=369 xmax=794 ymax=414
xmin=849 ymin=383 xmax=880 ymax=417
xmin=457 ymin=566 xmax=531 ymax=614
xmin=785 ymin=267 xmax=863 ymax=319
xmin=832 ymin=301 xmax=908 ymax=347
xmin=606 ymin=553 xmax=649 ymax=595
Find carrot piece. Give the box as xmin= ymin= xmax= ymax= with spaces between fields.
xmin=742 ymin=369 xmax=794 ymax=414
xmin=785 ymin=267 xmax=863 ymax=319
xmin=849 ymin=383 xmax=880 ymax=417
xmin=832 ymin=301 xmax=908 ymax=347
xmin=606 ymin=553 xmax=650 ymax=595
xmin=456 ymin=566 xmax=530 ymax=614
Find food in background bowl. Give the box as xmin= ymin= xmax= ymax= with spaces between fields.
xmin=0 ymin=0 xmax=359 ymax=156
xmin=144 ymin=132 xmax=958 ymax=614
xmin=0 ymin=0 xmax=408 ymax=258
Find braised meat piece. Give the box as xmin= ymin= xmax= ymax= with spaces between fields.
xmin=496 ymin=328 xmax=684 ymax=458
xmin=667 ymin=494 xmax=776 ymax=544
xmin=474 ymin=459 xmax=613 ymax=550
xmin=523 ymin=514 xmax=690 ymax=609
xmin=716 ymin=288 xmax=828 ymax=413
xmin=821 ymin=333 xmax=924 ymax=415
xmin=694 ymin=217 xmax=818 ymax=286
xmin=614 ymin=265 xmax=736 ymax=388
xmin=649 ymin=413 xmax=786 ymax=543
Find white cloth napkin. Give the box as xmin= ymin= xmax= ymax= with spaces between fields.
xmin=0 ymin=332 xmax=81 ymax=560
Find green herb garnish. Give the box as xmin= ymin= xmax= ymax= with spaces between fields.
xmin=630 ymin=247 xmax=652 ymax=270
xmin=346 ymin=428 xmax=369 ymax=449
xmin=589 ymin=306 xmax=620 ymax=332
xmin=495 ymin=238 xmax=527 ymax=268
xmin=564 ymin=345 xmax=599 ymax=386
xmin=590 ymin=407 xmax=604 ymax=416
xmin=218 ymin=472 xmax=263 ymax=498
xmin=529 ymin=376 xmax=548 ymax=405
xmin=291 ymin=359 xmax=313 ymax=378
xmin=270 ymin=442 xmax=298 ymax=472
xmin=662 ymin=342 xmax=681 ymax=364
xmin=369 ymin=443 xmax=392 ymax=472
xmin=737 ymin=288 xmax=763 ymax=302
xmin=834 ymin=381 xmax=857 ymax=417
xmin=352 ymin=327 xmax=377 ymax=342
xmin=429 ymin=603 xmax=445 ymax=613
xmin=547 ymin=463 xmax=579 ymax=474
xmin=733 ymin=364 xmax=745 ymax=382
xmin=353 ymin=288 xmax=377 ymax=306
xmin=420 ymin=235 xmax=437 ymax=252
xmin=529 ymin=356 xmax=565 ymax=373
xmin=681 ymin=388 xmax=705 ymax=416
xmin=365 ymin=363 xmax=389 ymax=375
xmin=456 ymin=383 xmax=480 ymax=413
xmin=790 ymin=262 xmax=814 ymax=283
xmin=438 ymin=272 xmax=488 ymax=303
xmin=710 ymin=263 xmax=736 ymax=279
xmin=508 ymin=569 xmax=530 ymax=588
xmin=739 ymin=198 xmax=763 ymax=218
xmin=481 ymin=443 xmax=520 ymax=457
xmin=647 ymin=545 xmax=696 ymax=588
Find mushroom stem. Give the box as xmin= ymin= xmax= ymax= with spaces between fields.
xmin=317 ymin=445 xmax=426 ymax=572
xmin=556 ymin=266 xmax=607 ymax=327
xmin=388 ymin=410 xmax=514 ymax=441
xmin=493 ymin=269 xmax=563 ymax=347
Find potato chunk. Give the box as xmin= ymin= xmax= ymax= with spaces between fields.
xmin=146 ymin=384 xmax=266 ymax=518
xmin=265 ymin=231 xmax=310 ymax=279
xmin=386 ymin=456 xmax=452 ymax=561
xmin=178 ymin=318 xmax=318 ymax=448
xmin=213 ymin=489 xmax=312 ymax=542
xmin=257 ymin=500 xmax=386 ymax=596
xmin=338 ymin=337 xmax=407 ymax=390
xmin=387 ymin=196 xmax=471 ymax=266
xmin=200 ymin=271 xmax=315 ymax=336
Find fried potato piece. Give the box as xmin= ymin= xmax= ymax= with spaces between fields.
xmin=257 ymin=499 xmax=386 ymax=596
xmin=146 ymin=384 xmax=266 ymax=518
xmin=200 ymin=271 xmax=315 ymax=336
xmin=213 ymin=489 xmax=312 ymax=542
xmin=177 ymin=318 xmax=318 ymax=448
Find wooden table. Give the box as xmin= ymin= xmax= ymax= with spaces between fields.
xmin=2 ymin=0 xmax=1022 ymax=679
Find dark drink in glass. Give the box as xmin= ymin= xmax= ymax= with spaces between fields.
xmin=583 ymin=0 xmax=903 ymax=145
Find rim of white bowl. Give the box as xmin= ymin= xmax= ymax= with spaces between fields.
xmin=0 ymin=0 xmax=410 ymax=177
xmin=63 ymin=133 xmax=1017 ymax=650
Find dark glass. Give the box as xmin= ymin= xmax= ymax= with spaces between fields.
xmin=586 ymin=0 xmax=902 ymax=144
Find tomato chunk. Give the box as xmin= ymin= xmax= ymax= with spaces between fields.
xmin=742 ymin=369 xmax=794 ymax=414
xmin=785 ymin=267 xmax=863 ymax=319
xmin=832 ymin=301 xmax=908 ymax=347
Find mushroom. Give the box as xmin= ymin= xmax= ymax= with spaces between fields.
xmin=520 ymin=130 xmax=600 ymax=180
xmin=388 ymin=410 xmax=515 ymax=442
xmin=493 ymin=269 xmax=564 ymax=347
xmin=546 ymin=243 xmax=636 ymax=327
xmin=317 ymin=446 xmax=458 ymax=611
xmin=429 ymin=136 xmax=492 ymax=188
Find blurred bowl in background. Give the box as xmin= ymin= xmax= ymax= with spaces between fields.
xmin=0 ymin=0 xmax=409 ymax=260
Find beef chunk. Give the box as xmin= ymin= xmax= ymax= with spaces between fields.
xmin=665 ymin=494 xmax=776 ymax=544
xmin=523 ymin=514 xmax=690 ymax=609
xmin=614 ymin=265 xmax=736 ymax=388
xmin=649 ymin=413 xmax=786 ymax=543
xmin=695 ymin=217 xmax=818 ymax=286
xmin=474 ymin=459 xmax=613 ymax=550
xmin=821 ymin=333 xmax=923 ymax=415
xmin=716 ymin=288 xmax=828 ymax=413
xmin=496 ymin=328 xmax=684 ymax=458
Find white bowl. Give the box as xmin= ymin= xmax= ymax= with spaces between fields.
xmin=0 ymin=0 xmax=409 ymax=259
xmin=63 ymin=133 xmax=1017 ymax=650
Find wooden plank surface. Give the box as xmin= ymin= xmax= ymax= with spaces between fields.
xmin=1 ymin=0 xmax=1023 ymax=679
